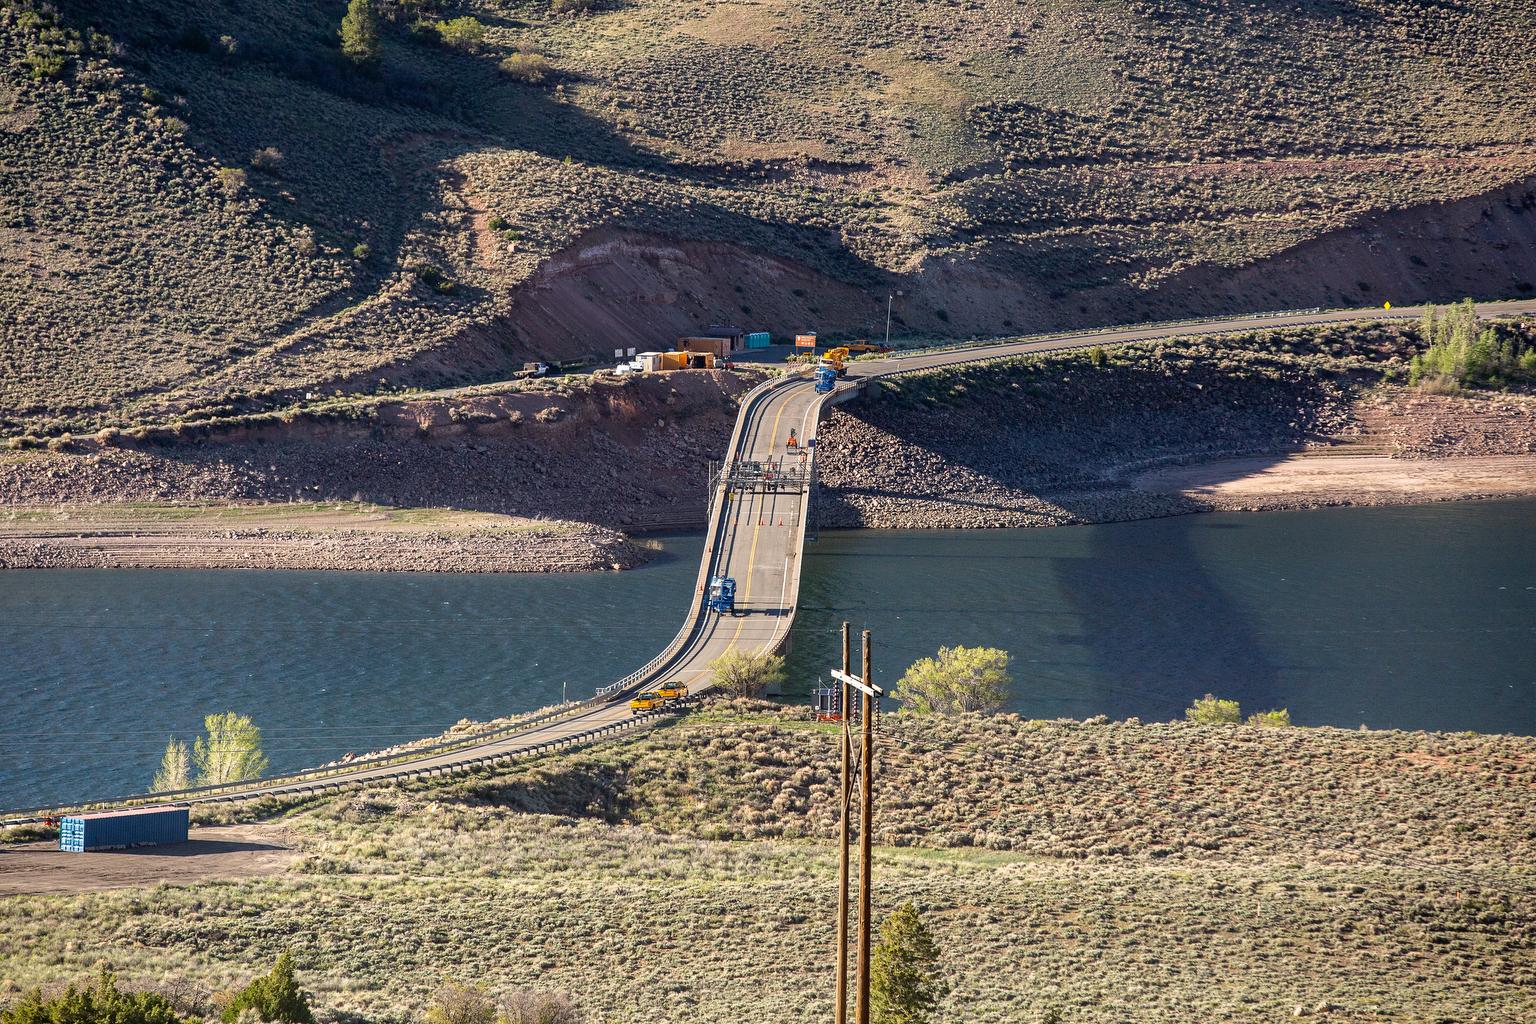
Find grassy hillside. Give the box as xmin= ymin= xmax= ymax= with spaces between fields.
xmin=2 ymin=701 xmax=1533 ymax=1022
xmin=4 ymin=0 xmax=1536 ymax=435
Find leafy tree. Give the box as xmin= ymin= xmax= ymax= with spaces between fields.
xmin=424 ymin=984 xmax=494 ymax=1024
xmin=708 ymin=649 xmax=785 ymax=697
xmin=152 ymin=737 xmax=190 ymax=792
xmin=435 ymin=16 xmax=487 ymax=51
xmin=894 ymin=645 xmax=1011 ymax=715
xmin=1410 ymin=299 xmax=1535 ymax=390
xmin=194 ymin=712 xmax=269 ymax=785
xmin=220 ymin=952 xmax=313 ymax=1024
xmin=339 ymin=0 xmax=380 ymax=69
xmin=870 ymin=902 xmax=948 ymax=1024
xmin=1247 ymin=708 xmax=1292 ymax=728
xmin=1185 ymin=694 xmax=1241 ymax=724
xmin=2 ymin=970 xmax=186 ymax=1024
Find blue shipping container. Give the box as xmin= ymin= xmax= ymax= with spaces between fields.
xmin=60 ymin=806 xmax=189 ymax=852
xmin=745 ymin=332 xmax=772 ymax=349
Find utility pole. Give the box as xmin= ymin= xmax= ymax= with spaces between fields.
xmin=835 ymin=622 xmax=852 ymax=1024
xmin=855 ymin=628 xmax=874 ymax=1024
xmin=830 ymin=633 xmax=883 ymax=1024
xmin=884 ymin=293 xmax=895 ymax=350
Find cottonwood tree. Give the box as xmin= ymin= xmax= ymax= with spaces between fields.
xmin=708 ymin=649 xmax=785 ymax=697
xmin=894 ymin=645 xmax=1011 ymax=715
xmin=339 ymin=0 xmax=380 ymax=69
xmin=151 ymin=737 xmax=190 ymax=792
xmin=870 ymin=902 xmax=948 ymax=1024
xmin=193 ymin=712 xmax=269 ymax=785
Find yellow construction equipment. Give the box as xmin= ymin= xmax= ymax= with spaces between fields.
xmin=629 ymin=691 xmax=664 ymax=711
xmin=819 ymin=347 xmax=850 ymax=377
xmin=657 ymin=682 xmax=689 ymax=700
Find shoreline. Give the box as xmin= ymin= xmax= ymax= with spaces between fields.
xmin=2 ymin=453 xmax=1532 ymax=573
xmin=0 ymin=504 xmax=653 ymax=573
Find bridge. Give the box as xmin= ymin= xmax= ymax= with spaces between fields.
xmin=6 ymin=298 xmax=1535 ymax=821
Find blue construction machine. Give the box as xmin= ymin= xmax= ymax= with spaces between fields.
xmin=707 ymin=575 xmax=737 ymax=614
xmin=814 ymin=365 xmax=838 ymax=393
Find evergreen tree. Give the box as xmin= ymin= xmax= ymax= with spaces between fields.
xmin=221 ymin=952 xmax=314 ymax=1024
xmin=2 ymin=969 xmax=186 ymax=1024
xmin=151 ymin=737 xmax=190 ymax=792
xmin=340 ymin=0 xmax=380 ymax=69
xmin=870 ymin=902 xmax=948 ymax=1024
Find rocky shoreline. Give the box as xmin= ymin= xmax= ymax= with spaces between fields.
xmin=815 ymin=329 xmax=1536 ymax=529
xmin=0 ymin=508 xmax=652 ymax=573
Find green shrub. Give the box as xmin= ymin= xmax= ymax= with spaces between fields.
xmin=23 ymin=52 xmax=67 ymax=80
xmin=500 ymin=52 xmax=552 ymax=84
xmin=551 ymin=0 xmax=598 ymax=13
xmin=1185 ymin=694 xmax=1241 ymax=725
xmin=216 ymin=167 xmax=247 ymax=195
xmin=410 ymin=263 xmax=456 ymax=294
xmin=1247 ymin=708 xmax=1292 ymax=728
xmin=436 ymin=16 xmax=487 ymax=51
xmin=352 ymin=242 xmax=371 ymax=261
xmin=1089 ymin=346 xmax=1108 ymax=368
xmin=2 ymin=970 xmax=186 ymax=1024
xmin=220 ymin=952 xmax=313 ymax=1024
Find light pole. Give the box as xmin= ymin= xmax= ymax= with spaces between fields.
xmin=883 ymin=291 xmax=902 ymax=350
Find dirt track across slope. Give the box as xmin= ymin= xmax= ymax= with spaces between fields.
xmin=0 ymin=825 xmax=296 ymax=896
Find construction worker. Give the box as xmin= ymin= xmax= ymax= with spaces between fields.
xmin=787 ymin=428 xmax=798 ymax=449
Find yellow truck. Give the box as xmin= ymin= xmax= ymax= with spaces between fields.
xmin=629 ymin=692 xmax=664 ymax=711
xmin=657 ymin=682 xmax=689 ymax=700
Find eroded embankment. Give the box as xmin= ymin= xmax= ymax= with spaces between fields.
xmin=0 ymin=370 xmax=752 ymax=539
xmin=815 ymin=324 xmax=1536 ymax=528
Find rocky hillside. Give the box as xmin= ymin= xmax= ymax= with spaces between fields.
xmin=4 ymin=0 xmax=1536 ymax=436
xmin=815 ymin=320 xmax=1536 ymax=527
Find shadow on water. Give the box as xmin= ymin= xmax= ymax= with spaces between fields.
xmin=1044 ymin=511 xmax=1282 ymax=722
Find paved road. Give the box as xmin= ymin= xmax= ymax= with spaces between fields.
xmin=8 ymin=298 xmax=1535 ymax=820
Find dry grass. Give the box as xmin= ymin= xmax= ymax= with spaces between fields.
xmin=2 ymin=701 xmax=1533 ymax=1022
xmin=3 ymin=0 xmax=1535 ymax=436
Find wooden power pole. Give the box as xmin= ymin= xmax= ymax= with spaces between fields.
xmin=830 ymin=629 xmax=882 ymax=1024
xmin=835 ymin=622 xmax=852 ymax=1024
xmin=855 ymin=628 xmax=874 ymax=1024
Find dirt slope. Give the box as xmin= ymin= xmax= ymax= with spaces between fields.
xmin=5 ymin=0 xmax=1536 ymax=434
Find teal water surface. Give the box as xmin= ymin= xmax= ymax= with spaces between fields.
xmin=3 ymin=500 xmax=1534 ymax=811
xmin=787 ymin=498 xmax=1536 ymax=733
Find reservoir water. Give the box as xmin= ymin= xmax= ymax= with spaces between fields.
xmin=2 ymin=500 xmax=1534 ymax=810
